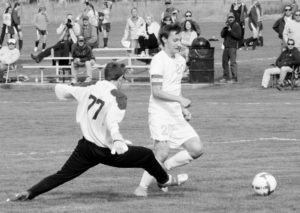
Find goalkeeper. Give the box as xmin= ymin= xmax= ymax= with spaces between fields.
xmin=7 ymin=62 xmax=187 ymax=202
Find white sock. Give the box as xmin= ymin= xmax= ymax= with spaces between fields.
xmin=139 ymin=171 xmax=154 ymax=189
xmin=164 ymin=150 xmax=193 ymax=170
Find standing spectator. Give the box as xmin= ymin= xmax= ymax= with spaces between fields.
xmin=80 ymin=15 xmax=98 ymax=49
xmin=100 ymin=0 xmax=113 ymax=48
xmin=181 ymin=11 xmax=201 ymax=36
xmin=283 ymin=9 xmax=300 ymax=51
xmin=161 ymin=0 xmax=175 ymax=21
xmin=137 ymin=15 xmax=160 ymax=56
xmin=291 ymin=0 xmax=299 ymax=14
xmin=31 ymin=14 xmax=80 ymax=63
xmin=0 ymin=38 xmax=20 ymax=83
xmin=122 ymin=7 xmax=145 ymax=54
xmin=161 ymin=15 xmax=172 ymax=28
xmin=220 ymin=12 xmax=242 ymax=83
xmin=244 ymin=0 xmax=263 ymax=50
xmin=134 ymin=23 xmax=203 ymax=197
xmin=0 ymin=7 xmax=14 ymax=49
xmin=71 ymin=35 xmax=95 ymax=83
xmin=230 ymin=0 xmax=248 ymax=48
xmin=261 ymin=39 xmax=300 ymax=89
xmin=11 ymin=3 xmax=23 ymax=51
xmin=7 ymin=62 xmax=186 ymax=202
xmin=33 ymin=6 xmax=48 ymax=52
xmin=273 ymin=5 xmax=293 ymax=50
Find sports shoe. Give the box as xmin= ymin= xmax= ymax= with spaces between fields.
xmin=31 ymin=53 xmax=40 ymax=63
xmin=133 ymin=185 xmax=148 ymax=197
xmin=219 ymin=78 xmax=227 ymax=83
xmin=276 ymin=84 xmax=283 ymax=91
xmin=6 ymin=191 xmax=30 ymax=202
xmin=158 ymin=174 xmax=188 ymax=188
xmin=34 ymin=47 xmax=38 ymax=52
xmin=227 ymin=79 xmax=237 ymax=84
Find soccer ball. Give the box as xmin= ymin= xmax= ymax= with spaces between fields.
xmin=252 ymin=172 xmax=277 ymax=196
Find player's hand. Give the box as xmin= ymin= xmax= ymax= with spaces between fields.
xmin=111 ymin=140 xmax=132 ymax=155
xmin=182 ymin=108 xmax=192 ymax=121
xmin=180 ymin=97 xmax=191 ymax=108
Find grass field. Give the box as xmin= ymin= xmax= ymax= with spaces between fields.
xmin=1 ymin=17 xmax=300 ymax=212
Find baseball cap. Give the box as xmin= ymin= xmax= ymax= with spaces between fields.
xmin=104 ymin=62 xmax=126 ymax=81
xmin=227 ymin=12 xmax=235 ymax=18
xmin=78 ymin=35 xmax=84 ymax=41
xmin=165 ymin=0 xmax=171 ymax=5
xmin=82 ymin=15 xmax=89 ymax=20
xmin=8 ymin=38 xmax=16 ymax=44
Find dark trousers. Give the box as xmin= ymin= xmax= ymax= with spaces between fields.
xmin=27 ymin=137 xmax=168 ymax=199
xmin=222 ymin=47 xmax=237 ymax=81
xmin=0 ymin=24 xmax=7 ymax=46
xmin=138 ymin=34 xmax=159 ymax=51
xmin=37 ymin=40 xmax=72 ymax=62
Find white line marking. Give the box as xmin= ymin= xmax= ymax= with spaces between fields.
xmin=1 ymin=137 xmax=299 ymax=158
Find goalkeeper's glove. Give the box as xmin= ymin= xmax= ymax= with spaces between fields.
xmin=111 ymin=140 xmax=132 ymax=155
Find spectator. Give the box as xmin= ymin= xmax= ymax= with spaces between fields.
xmin=122 ymin=7 xmax=145 ymax=54
xmin=273 ymin=5 xmax=293 ymax=50
xmin=137 ymin=15 xmax=160 ymax=56
xmin=230 ymin=0 xmax=248 ymax=48
xmin=291 ymin=0 xmax=299 ymax=14
xmin=220 ymin=12 xmax=242 ymax=83
xmin=181 ymin=20 xmax=198 ymax=47
xmin=161 ymin=15 xmax=172 ymax=28
xmin=71 ymin=35 xmax=95 ymax=83
xmin=12 ymin=3 xmax=23 ymax=51
xmin=161 ymin=0 xmax=179 ymax=23
xmin=33 ymin=6 xmax=49 ymax=52
xmin=0 ymin=7 xmax=14 ymax=49
xmin=181 ymin=11 xmax=201 ymax=36
xmin=0 ymin=38 xmax=20 ymax=83
xmin=31 ymin=13 xmax=80 ymax=63
xmin=80 ymin=15 xmax=98 ymax=49
xmin=100 ymin=0 xmax=113 ymax=48
xmin=244 ymin=0 xmax=263 ymax=50
xmin=261 ymin=39 xmax=300 ymax=89
xmin=283 ymin=9 xmax=300 ymax=51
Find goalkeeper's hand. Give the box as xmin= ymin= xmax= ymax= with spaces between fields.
xmin=111 ymin=140 xmax=132 ymax=155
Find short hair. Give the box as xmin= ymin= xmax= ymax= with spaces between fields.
xmin=158 ymin=23 xmax=182 ymax=46
xmin=185 ymin=10 xmax=192 ymax=16
xmin=104 ymin=62 xmax=126 ymax=81
xmin=287 ymin=38 xmax=295 ymax=45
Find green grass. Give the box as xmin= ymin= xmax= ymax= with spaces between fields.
xmin=0 ymin=15 xmax=300 ymax=213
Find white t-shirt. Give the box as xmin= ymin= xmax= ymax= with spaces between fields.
xmin=149 ymin=50 xmax=186 ymax=120
xmin=55 ymin=81 xmax=127 ymax=149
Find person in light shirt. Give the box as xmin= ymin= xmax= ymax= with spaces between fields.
xmin=283 ymin=9 xmax=300 ymax=51
xmin=0 ymin=38 xmax=20 ymax=82
xmin=134 ymin=23 xmax=204 ymax=197
xmin=7 ymin=62 xmax=187 ymax=202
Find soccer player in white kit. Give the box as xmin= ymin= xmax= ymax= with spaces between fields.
xmin=134 ymin=23 xmax=204 ymax=197
xmin=7 ymin=62 xmax=187 ymax=202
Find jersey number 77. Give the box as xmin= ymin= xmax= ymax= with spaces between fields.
xmin=88 ymin=94 xmax=105 ymax=120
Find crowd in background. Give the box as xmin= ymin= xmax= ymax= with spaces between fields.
xmin=0 ymin=0 xmax=300 ymax=87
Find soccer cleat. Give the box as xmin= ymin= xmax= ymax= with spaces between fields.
xmin=133 ymin=185 xmax=148 ymax=197
xmin=158 ymin=174 xmax=189 ymax=188
xmin=6 ymin=191 xmax=30 ymax=202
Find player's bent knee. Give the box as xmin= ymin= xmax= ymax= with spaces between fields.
xmin=188 ymin=138 xmax=204 ymax=159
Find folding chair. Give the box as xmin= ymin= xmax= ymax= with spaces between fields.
xmin=5 ymin=63 xmax=19 ymax=84
xmin=290 ymin=65 xmax=300 ymax=90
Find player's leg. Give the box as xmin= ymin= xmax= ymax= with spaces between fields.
xmin=103 ymin=24 xmax=110 ymax=48
xmin=42 ymin=32 xmax=47 ymax=51
xmin=7 ymin=138 xmax=99 ymax=201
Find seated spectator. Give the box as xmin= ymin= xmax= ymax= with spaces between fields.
xmin=80 ymin=15 xmax=98 ymax=49
xmin=71 ymin=35 xmax=95 ymax=83
xmin=31 ymin=14 xmax=80 ymax=63
xmin=137 ymin=15 xmax=160 ymax=56
xmin=161 ymin=15 xmax=172 ymax=27
xmin=272 ymin=5 xmax=293 ymax=50
xmin=181 ymin=20 xmax=198 ymax=59
xmin=0 ymin=38 xmax=20 ymax=82
xmin=181 ymin=11 xmax=201 ymax=36
xmin=261 ymin=39 xmax=300 ymax=89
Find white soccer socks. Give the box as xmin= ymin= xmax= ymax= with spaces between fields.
xmin=164 ymin=150 xmax=193 ymax=170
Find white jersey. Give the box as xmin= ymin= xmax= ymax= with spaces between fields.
xmin=149 ymin=50 xmax=186 ymax=120
xmin=55 ymin=81 xmax=126 ymax=149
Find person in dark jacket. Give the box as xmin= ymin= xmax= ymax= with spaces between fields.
xmin=230 ymin=0 xmax=247 ymax=48
xmin=11 ymin=3 xmax=23 ymax=51
xmin=261 ymin=39 xmax=300 ymax=89
xmin=272 ymin=5 xmax=293 ymax=50
xmin=71 ymin=35 xmax=95 ymax=83
xmin=220 ymin=12 xmax=242 ymax=83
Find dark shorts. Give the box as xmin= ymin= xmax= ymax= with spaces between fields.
xmin=12 ymin=23 xmax=22 ymax=32
xmin=102 ymin=23 xmax=111 ymax=32
xmin=37 ymin=29 xmax=47 ymax=36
